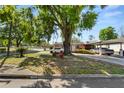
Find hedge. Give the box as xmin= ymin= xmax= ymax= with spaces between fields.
xmin=74 ymin=49 xmax=96 ymax=54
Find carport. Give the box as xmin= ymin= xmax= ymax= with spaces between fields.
xmin=93 ymin=38 xmax=124 ymax=56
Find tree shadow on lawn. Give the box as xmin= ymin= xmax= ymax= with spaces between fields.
xmin=25 ymin=50 xmax=40 ymax=54
xmin=18 ymin=56 xmax=56 ymax=75
xmin=0 ymin=65 xmax=14 ymax=73
xmin=19 ymin=57 xmax=42 ymax=67
xmin=0 ymin=57 xmax=8 ymax=68
xmin=0 ymin=49 xmax=40 ymax=68
xmin=18 ymin=53 xmax=124 ymax=75
xmin=0 ymin=56 xmax=16 ymax=73
xmin=39 ymin=54 xmax=102 ymax=74
xmin=39 ymin=54 xmax=124 ymax=75
xmin=39 ymin=54 xmax=83 ymax=66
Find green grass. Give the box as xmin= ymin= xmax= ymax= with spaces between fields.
xmin=0 ymin=51 xmax=42 ymax=65
xmin=0 ymin=51 xmax=124 ymax=75
xmin=18 ymin=53 xmax=124 ymax=75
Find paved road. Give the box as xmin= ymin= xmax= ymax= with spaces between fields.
xmin=73 ymin=53 xmax=124 ymax=66
xmin=1 ymin=77 xmax=124 ymax=88
xmin=0 ymin=48 xmax=43 ymax=57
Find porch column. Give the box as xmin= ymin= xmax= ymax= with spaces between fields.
xmin=96 ymin=44 xmax=98 ymax=48
xmin=99 ymin=44 xmax=102 ymax=55
xmin=120 ymin=43 xmax=123 ymax=56
xmin=107 ymin=44 xmax=110 ymax=48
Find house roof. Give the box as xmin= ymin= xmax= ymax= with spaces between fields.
xmin=92 ymin=38 xmax=124 ymax=45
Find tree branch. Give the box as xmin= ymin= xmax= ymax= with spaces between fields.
xmin=48 ymin=6 xmax=63 ymax=29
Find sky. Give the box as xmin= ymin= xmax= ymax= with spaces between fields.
xmin=49 ymin=5 xmax=124 ymax=44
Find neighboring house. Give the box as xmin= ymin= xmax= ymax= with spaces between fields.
xmin=92 ymin=38 xmax=124 ymax=55
xmin=52 ymin=42 xmax=94 ymax=52
xmin=71 ymin=43 xmax=94 ymax=52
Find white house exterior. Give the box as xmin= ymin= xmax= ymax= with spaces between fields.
xmin=94 ymin=38 xmax=124 ymax=56
xmin=109 ymin=44 xmax=124 ymax=54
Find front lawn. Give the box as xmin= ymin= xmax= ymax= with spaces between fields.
xmin=0 ymin=51 xmax=124 ymax=75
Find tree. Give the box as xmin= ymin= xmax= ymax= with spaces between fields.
xmin=0 ymin=5 xmax=16 ymax=56
xmin=119 ymin=26 xmax=124 ymax=38
xmin=37 ymin=5 xmax=104 ymax=55
xmin=99 ymin=26 xmax=118 ymax=40
xmin=0 ymin=6 xmax=36 ymax=56
xmin=89 ymin=35 xmax=95 ymax=41
xmin=71 ymin=36 xmax=81 ymax=43
xmin=0 ymin=27 xmax=8 ymax=47
xmin=12 ymin=7 xmax=25 ymax=47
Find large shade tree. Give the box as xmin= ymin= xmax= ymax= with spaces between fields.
xmin=99 ymin=26 xmax=118 ymax=40
xmin=71 ymin=36 xmax=81 ymax=43
xmin=37 ymin=5 xmax=105 ymax=55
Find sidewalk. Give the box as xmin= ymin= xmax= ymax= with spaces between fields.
xmin=1 ymin=76 xmax=124 ymax=88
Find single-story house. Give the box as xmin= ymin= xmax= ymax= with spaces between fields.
xmin=71 ymin=43 xmax=94 ymax=52
xmin=52 ymin=42 xmax=94 ymax=52
xmin=91 ymin=37 xmax=124 ymax=56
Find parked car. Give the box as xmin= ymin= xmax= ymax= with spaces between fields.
xmin=50 ymin=47 xmax=64 ymax=54
xmin=91 ymin=48 xmax=114 ymax=55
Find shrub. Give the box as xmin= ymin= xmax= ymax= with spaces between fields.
xmin=16 ymin=47 xmax=27 ymax=57
xmin=0 ymin=47 xmax=6 ymax=53
xmin=74 ymin=49 xmax=96 ymax=54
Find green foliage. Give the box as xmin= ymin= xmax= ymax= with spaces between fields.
xmin=89 ymin=35 xmax=95 ymax=41
xmin=2 ymin=39 xmax=8 ymax=47
xmin=80 ymin=11 xmax=98 ymax=30
xmin=74 ymin=49 xmax=96 ymax=54
xmin=71 ymin=36 xmax=81 ymax=43
xmin=0 ymin=5 xmax=104 ymax=55
xmin=99 ymin=26 xmax=118 ymax=40
xmin=37 ymin=5 xmax=101 ymax=54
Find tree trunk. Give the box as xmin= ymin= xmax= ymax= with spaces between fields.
xmin=16 ymin=43 xmax=19 ymax=47
xmin=16 ymin=40 xmax=19 ymax=47
xmin=62 ymin=29 xmax=72 ymax=55
xmin=16 ymin=39 xmax=21 ymax=47
xmin=63 ymin=41 xmax=71 ymax=55
xmin=20 ymin=50 xmax=24 ymax=57
xmin=7 ymin=21 xmax=13 ymax=57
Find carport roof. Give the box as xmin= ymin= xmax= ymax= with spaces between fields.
xmin=92 ymin=38 xmax=124 ymax=45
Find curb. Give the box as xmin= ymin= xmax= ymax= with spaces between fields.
xmin=1 ymin=74 xmax=124 ymax=79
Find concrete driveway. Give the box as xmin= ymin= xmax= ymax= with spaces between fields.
xmin=73 ymin=53 xmax=124 ymax=66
